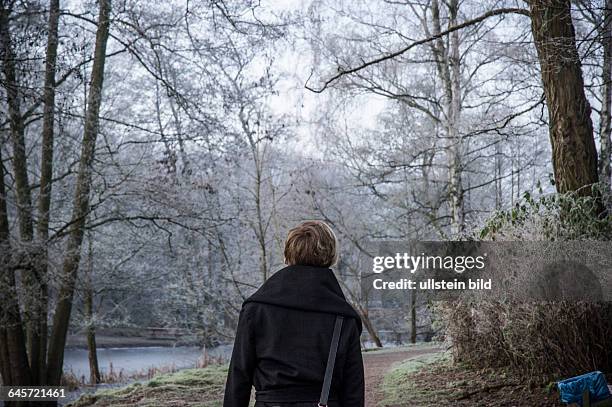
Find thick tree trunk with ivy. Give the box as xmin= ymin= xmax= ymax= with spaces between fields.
xmin=528 ymin=0 xmax=600 ymax=197
xmin=46 ymin=0 xmax=112 ymax=386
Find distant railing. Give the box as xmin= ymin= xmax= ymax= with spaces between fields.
xmin=141 ymin=327 xmax=190 ymax=339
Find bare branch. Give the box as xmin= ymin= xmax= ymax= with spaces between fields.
xmin=304 ymin=7 xmax=530 ymax=93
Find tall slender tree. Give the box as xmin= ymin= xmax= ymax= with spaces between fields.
xmin=46 ymin=0 xmax=112 ymax=386
xmin=32 ymin=0 xmax=60 ymax=384
xmin=0 ymin=0 xmax=35 ymax=390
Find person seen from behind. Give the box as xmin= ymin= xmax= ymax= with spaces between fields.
xmin=223 ymin=220 xmax=365 ymax=407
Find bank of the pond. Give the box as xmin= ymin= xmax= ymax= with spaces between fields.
xmin=68 ymin=344 xmax=441 ymax=406
xmin=381 ymin=352 xmax=561 ymax=406
xmin=64 ymin=345 xmax=232 ymax=379
xmin=68 ymin=365 xmax=228 ymax=407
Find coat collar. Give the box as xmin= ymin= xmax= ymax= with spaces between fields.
xmin=244 ymin=265 xmax=362 ymax=332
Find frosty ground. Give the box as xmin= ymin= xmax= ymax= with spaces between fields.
xmin=69 ymin=343 xmax=561 ymax=406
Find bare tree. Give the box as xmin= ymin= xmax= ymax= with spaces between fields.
xmin=0 ymin=0 xmax=37 ymax=389
xmin=46 ymin=0 xmax=112 ymax=386
xmin=303 ymin=1 xmax=544 ymax=236
xmin=33 ymin=0 xmax=60 ymax=384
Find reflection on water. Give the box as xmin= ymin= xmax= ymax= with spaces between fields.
xmin=63 ymin=345 xmax=232 ymax=379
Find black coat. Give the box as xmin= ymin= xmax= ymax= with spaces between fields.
xmin=223 ymin=265 xmax=365 ymax=407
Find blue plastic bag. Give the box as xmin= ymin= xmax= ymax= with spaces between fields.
xmin=557 ymin=371 xmax=611 ymax=406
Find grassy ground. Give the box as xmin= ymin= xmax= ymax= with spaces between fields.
xmin=68 ymin=365 xmax=229 ymax=407
xmin=67 ymin=344 xmax=438 ymax=407
xmin=69 ymin=345 xmax=563 ymax=407
xmin=380 ymin=352 xmax=561 ymax=406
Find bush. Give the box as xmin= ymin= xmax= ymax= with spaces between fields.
xmin=480 ymin=187 xmax=612 ymax=241
xmin=443 ymin=188 xmax=612 ymax=382
xmin=442 ymin=300 xmax=612 ymax=382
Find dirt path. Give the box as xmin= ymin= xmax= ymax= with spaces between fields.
xmin=362 ymin=346 xmax=441 ymax=407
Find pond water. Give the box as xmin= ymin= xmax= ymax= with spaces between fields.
xmin=63 ymin=344 xmax=232 ymax=379
xmin=0 ymin=346 xmax=232 ymax=406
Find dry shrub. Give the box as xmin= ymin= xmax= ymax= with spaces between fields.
xmin=443 ymin=188 xmax=612 ymax=382
xmin=196 ymin=346 xmax=225 ymax=368
xmin=442 ymin=300 xmax=612 ymax=382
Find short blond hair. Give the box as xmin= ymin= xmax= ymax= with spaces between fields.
xmin=284 ymin=221 xmax=338 ymax=268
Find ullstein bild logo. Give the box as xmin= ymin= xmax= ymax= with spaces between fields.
xmin=371 ymin=277 xmax=492 ymax=291
xmin=359 ymin=241 xmax=612 ymax=305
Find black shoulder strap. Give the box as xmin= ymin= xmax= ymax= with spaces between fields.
xmin=319 ymin=315 xmax=344 ymax=407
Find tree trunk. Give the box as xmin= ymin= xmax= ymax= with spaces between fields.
xmin=528 ymin=0 xmax=600 ymax=197
xmin=0 ymin=3 xmax=34 ymax=243
xmin=599 ymin=0 xmax=612 ymax=198
xmin=448 ymin=0 xmax=465 ymax=234
xmin=255 ymin=161 xmax=269 ymax=282
xmin=495 ymin=141 xmax=503 ymax=209
xmin=430 ymin=0 xmax=465 ymax=234
xmin=361 ymin=312 xmax=383 ymax=347
xmin=0 ymin=328 xmax=10 ymax=383
xmin=0 ymin=4 xmax=35 ymax=391
xmin=0 ymin=139 xmax=11 ymax=385
xmin=33 ymin=0 xmax=61 ymax=385
xmin=85 ymin=323 xmax=100 ymax=385
xmin=239 ymin=108 xmax=269 ymax=282
xmin=84 ymin=235 xmax=100 ymax=384
xmin=46 ymin=0 xmax=112 ymax=386
xmin=0 ymin=144 xmax=32 ymax=388
xmin=0 ymin=2 xmax=44 ymax=381
xmin=410 ymin=292 xmax=417 ymax=344
xmin=354 ymin=303 xmax=382 ymax=347
xmin=85 ymin=292 xmax=100 ymax=385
